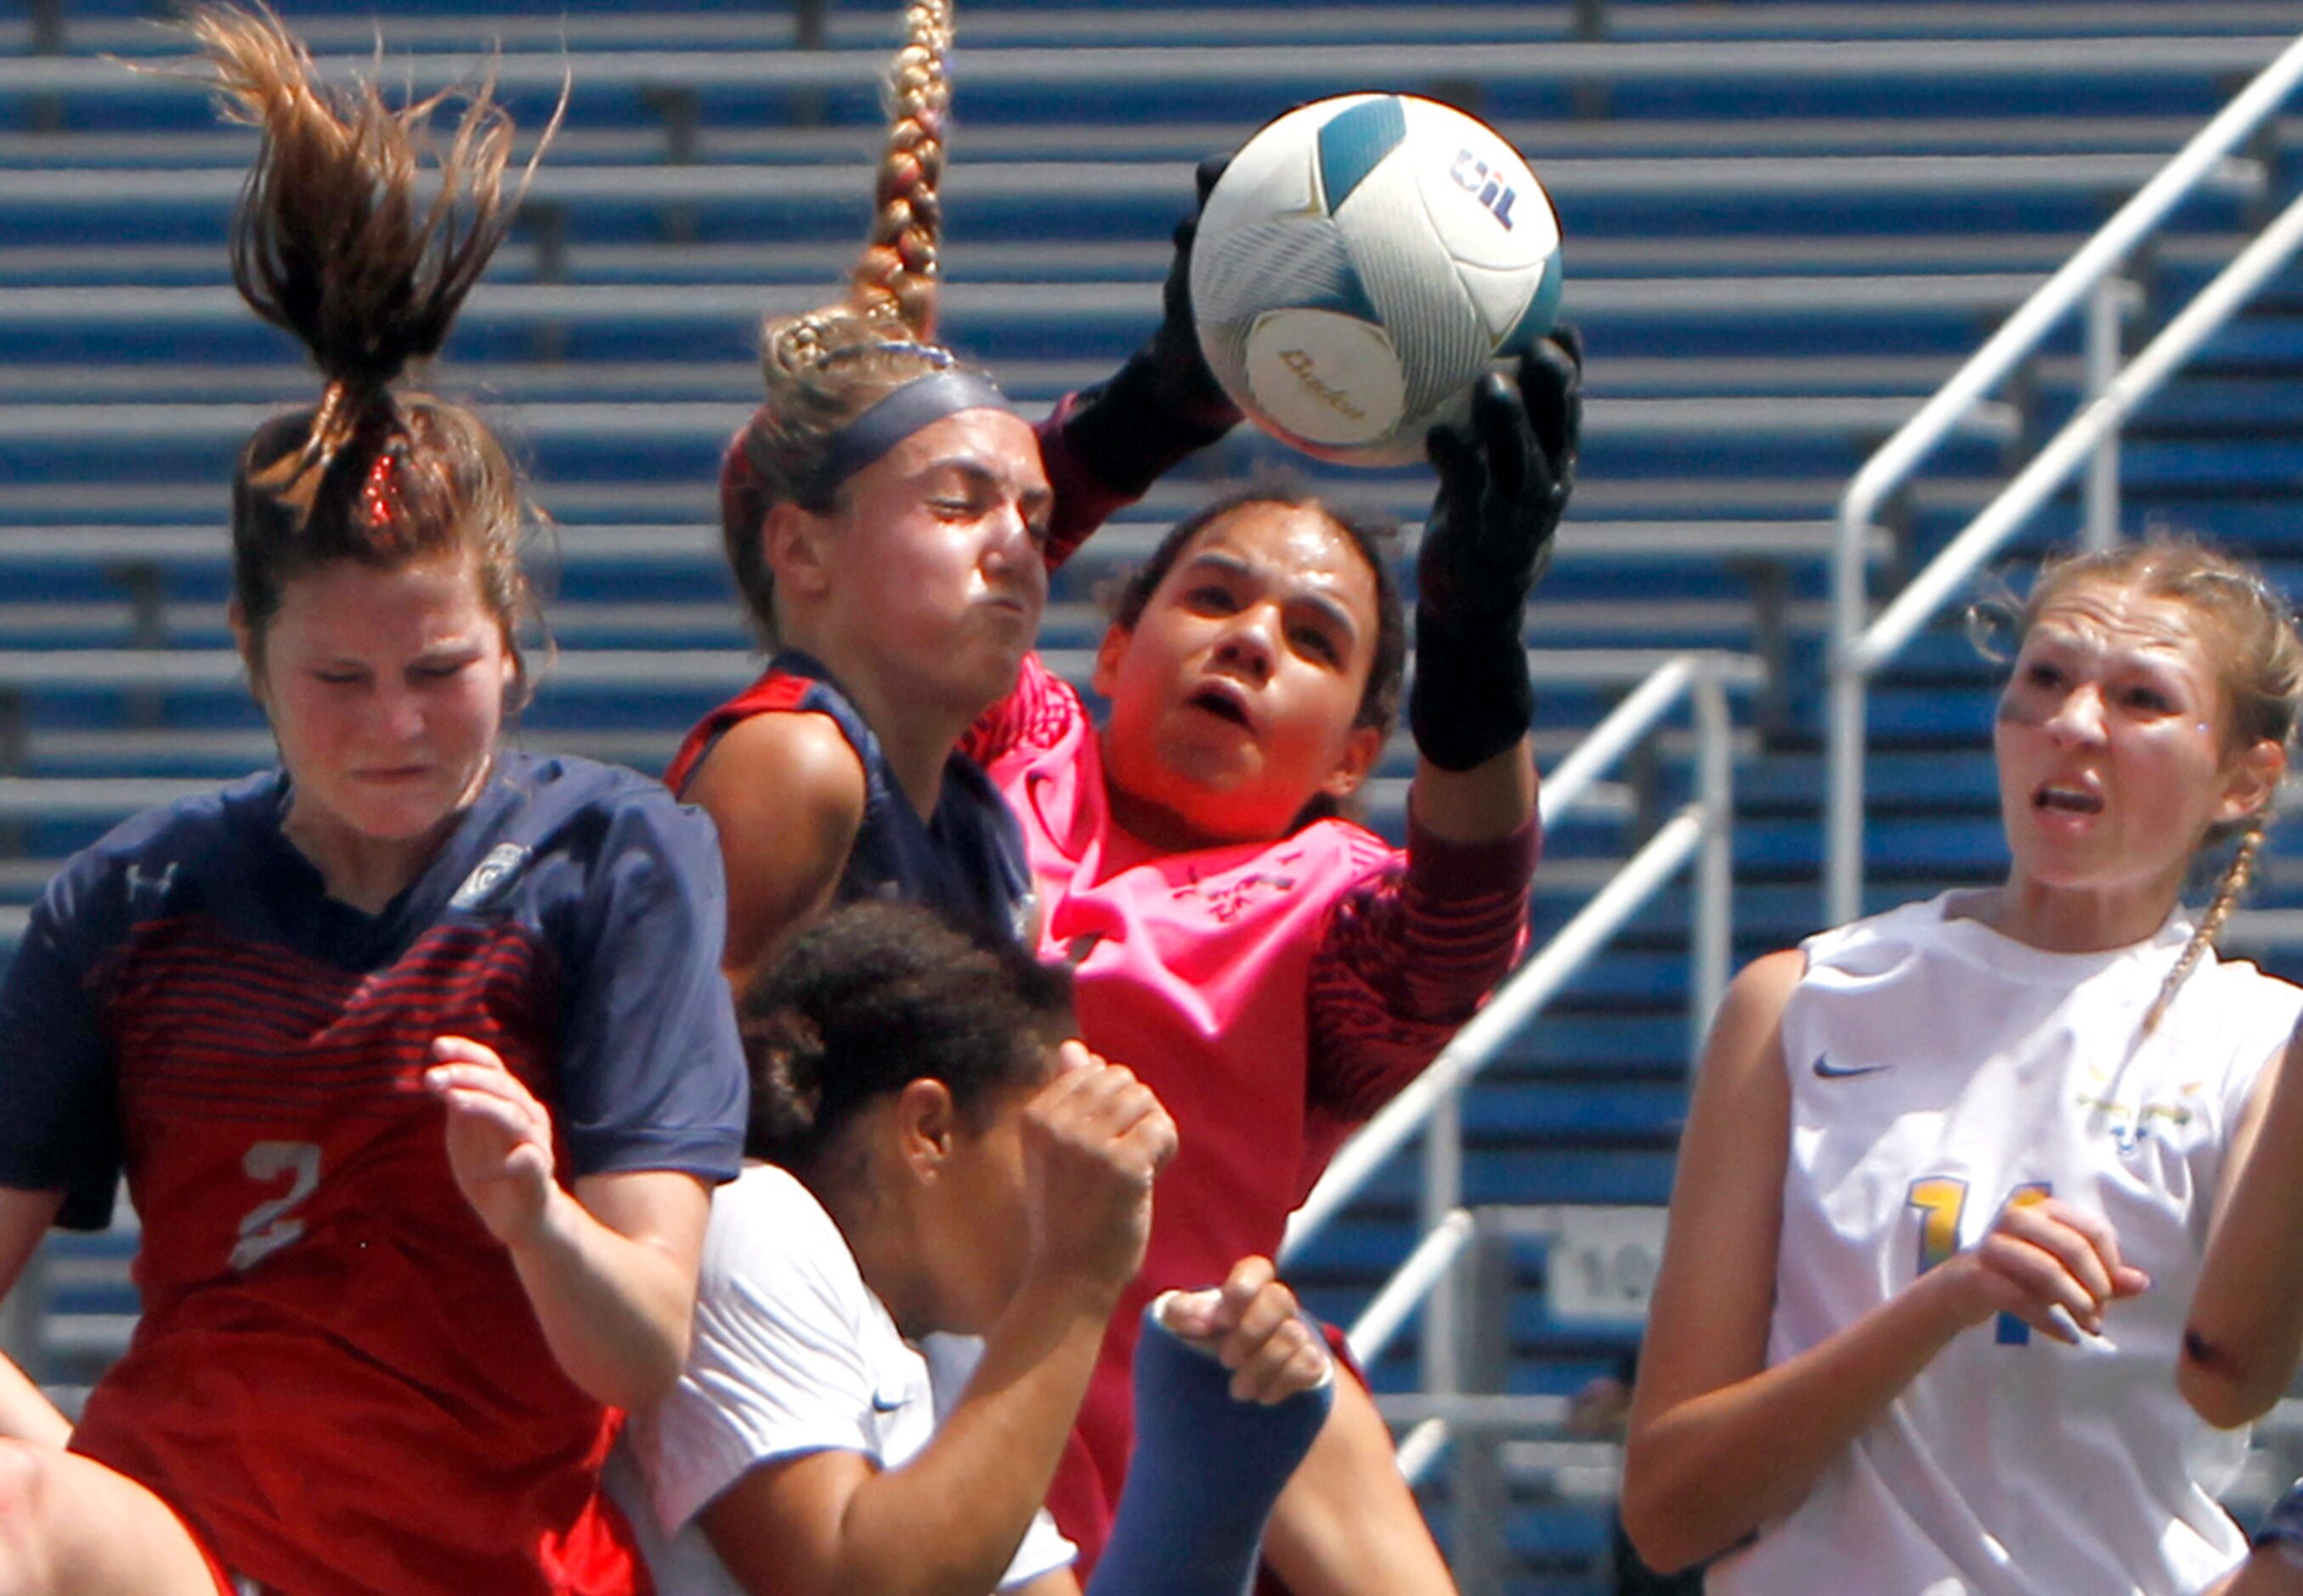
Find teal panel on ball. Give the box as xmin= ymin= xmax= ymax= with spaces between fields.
xmin=1502 ymin=248 xmax=1565 ymax=354
xmin=1315 ymin=96 xmax=1407 ymax=212
xmin=1319 ymin=255 xmax=1386 ymax=327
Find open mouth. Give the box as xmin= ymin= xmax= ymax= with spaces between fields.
xmin=1187 ymin=685 xmax=1253 ymax=728
xmin=2034 ymin=784 xmax=2103 ymax=815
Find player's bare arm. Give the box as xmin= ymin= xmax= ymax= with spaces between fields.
xmin=2181 ymin=1022 xmax=2303 ymax=1426
xmin=685 ymin=711 xmax=868 ymax=985
xmin=428 ymin=1036 xmax=712 ymax=1411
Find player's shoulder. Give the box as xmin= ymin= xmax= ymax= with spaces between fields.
xmin=474 ymin=752 xmax=728 ymax=906
xmin=2177 ymin=938 xmax=2303 ymax=1055
xmin=9 ymin=773 xmax=280 ymax=973
xmin=704 ymin=1163 xmax=872 ymax=1318
xmin=42 ymin=770 xmax=278 ymax=910
xmin=1293 ymin=813 xmax=1402 ymax=882
xmin=1797 ymin=891 xmax=1956 ymax=978
xmin=496 ymin=751 xmax=711 ymax=845
xmin=700 ymin=708 xmax=867 ymax=808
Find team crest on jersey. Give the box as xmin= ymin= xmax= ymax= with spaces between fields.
xmin=1174 ymin=846 xmax=1307 ymax=925
xmin=451 ymin=843 xmax=531 ymax=911
xmin=2075 ymin=1071 xmax=2204 ymax=1157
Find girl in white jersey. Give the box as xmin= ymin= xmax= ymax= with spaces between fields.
xmin=616 ymin=901 xmax=1334 ymax=1596
xmin=1622 ymin=535 xmax=2303 ymax=1595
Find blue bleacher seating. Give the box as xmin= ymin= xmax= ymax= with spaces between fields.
xmin=8 ymin=3 xmax=2303 ymax=1588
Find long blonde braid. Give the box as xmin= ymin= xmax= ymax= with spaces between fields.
xmin=721 ymin=0 xmax=990 ymax=640
xmin=2142 ymin=817 xmax=2266 ymax=1038
xmin=850 ymin=0 xmax=952 ymax=336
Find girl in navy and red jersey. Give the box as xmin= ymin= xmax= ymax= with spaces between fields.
xmin=662 ymin=0 xmax=1234 ymax=980
xmin=661 ymin=3 xmax=1573 ymax=1588
xmin=0 ymin=9 xmax=747 ymax=1594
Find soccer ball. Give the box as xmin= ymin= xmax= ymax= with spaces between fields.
xmin=1190 ymin=93 xmax=1563 ymax=467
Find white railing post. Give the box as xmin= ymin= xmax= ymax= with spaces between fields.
xmin=1419 ymin=1092 xmax=1465 ymax=1399
xmin=1347 ymin=1210 xmax=1476 ymax=1368
xmin=1826 ymin=545 xmax=1870 ymax=927
xmin=1692 ymin=665 xmax=1734 ymax=1056
xmin=1289 ymin=653 xmax=1760 ymax=1260
xmin=2085 ymin=276 xmax=2127 ymax=550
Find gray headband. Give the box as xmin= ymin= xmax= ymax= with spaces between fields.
xmin=776 ymin=366 xmax=1017 ymax=506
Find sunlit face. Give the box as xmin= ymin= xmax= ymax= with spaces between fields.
xmin=792 ymin=407 xmax=1051 ymax=719
xmin=1093 ymin=502 xmax=1384 ymax=846
xmin=242 ymin=551 xmax=515 ymax=852
xmin=1995 ymin=584 xmax=2277 ymax=899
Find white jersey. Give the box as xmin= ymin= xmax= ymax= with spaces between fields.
xmin=1710 ymin=891 xmax=2303 ymax=1596
xmin=608 ymin=1163 xmax=1076 ymax=1596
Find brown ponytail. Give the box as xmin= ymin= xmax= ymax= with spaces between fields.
xmin=186 ymin=2 xmax=548 ymax=682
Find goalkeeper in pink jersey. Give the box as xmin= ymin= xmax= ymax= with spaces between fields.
xmin=963 ymin=328 xmax=1572 ymax=1587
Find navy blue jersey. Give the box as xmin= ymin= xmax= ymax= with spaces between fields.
xmin=665 ymin=648 xmax=1035 ymax=950
xmin=0 ymin=751 xmax=746 ymax=1596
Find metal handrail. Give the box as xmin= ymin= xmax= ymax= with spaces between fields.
xmin=1283 ymin=649 xmax=1747 ymax=1265
xmin=1347 ymin=1210 xmax=1476 ymax=1368
xmin=1282 ymin=649 xmax=1741 ymax=1480
xmin=1826 ymin=30 xmax=2303 ymax=926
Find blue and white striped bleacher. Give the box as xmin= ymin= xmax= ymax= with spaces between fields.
xmin=9 ymin=3 xmax=2303 ymax=1588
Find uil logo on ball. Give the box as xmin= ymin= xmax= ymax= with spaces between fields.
xmin=1447 ymin=148 xmax=1519 ymax=229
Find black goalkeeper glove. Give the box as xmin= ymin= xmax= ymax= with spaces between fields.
xmin=1408 ymin=325 xmax=1582 ymax=772
xmin=1057 ymin=155 xmax=1245 ymax=499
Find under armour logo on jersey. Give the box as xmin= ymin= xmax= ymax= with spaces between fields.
xmin=130 ymin=858 xmax=179 ymax=908
xmin=451 ymin=843 xmax=531 ymax=911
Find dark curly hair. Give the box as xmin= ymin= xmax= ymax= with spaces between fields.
xmin=738 ymin=902 xmax=1073 ymax=1171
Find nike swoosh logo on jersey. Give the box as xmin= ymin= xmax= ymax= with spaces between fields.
xmin=1812 ymin=1054 xmax=1892 ymax=1079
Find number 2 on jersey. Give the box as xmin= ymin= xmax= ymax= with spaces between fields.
xmin=231 ymin=1140 xmax=321 ymax=1272
xmin=1905 ymin=1177 xmax=2051 ymax=1346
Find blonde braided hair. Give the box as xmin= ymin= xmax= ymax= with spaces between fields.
xmin=2142 ymin=818 xmax=2266 ymax=1037
xmin=851 ymin=0 xmax=952 ymax=334
xmin=720 ymin=0 xmax=995 ymax=642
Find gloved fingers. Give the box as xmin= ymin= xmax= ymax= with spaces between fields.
xmin=1470 ymin=368 xmax=1534 ymax=512
xmin=1163 ymin=156 xmax=1233 ymax=331
xmin=1193 ymin=152 xmax=1231 ymax=208
xmin=1515 ymin=330 xmax=1583 ymax=487
xmin=1423 ymin=413 xmax=1481 ymax=507
xmin=1168 ymin=155 xmax=1231 ymax=268
xmin=1548 ymin=319 xmax=1584 ymax=372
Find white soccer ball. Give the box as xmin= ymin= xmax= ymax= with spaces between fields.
xmin=1191 ymin=93 xmax=1563 ymax=467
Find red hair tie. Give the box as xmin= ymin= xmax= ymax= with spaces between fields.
xmin=361 ymin=446 xmax=402 ymax=530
